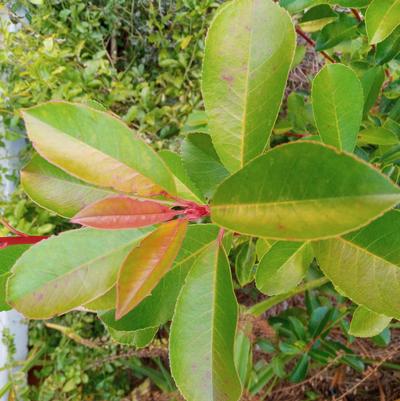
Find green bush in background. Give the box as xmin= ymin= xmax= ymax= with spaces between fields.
xmin=1 ymin=1 xmax=219 ymax=400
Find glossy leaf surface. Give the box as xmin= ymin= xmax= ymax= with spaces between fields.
xmin=235 ymin=240 xmax=256 ymax=286
xmin=314 ymin=210 xmax=400 ymax=318
xmin=7 ymin=227 xmax=154 ymax=319
xmin=181 ymin=133 xmax=229 ymax=199
xmin=359 ymin=66 xmax=385 ymax=116
xmin=349 ymin=306 xmax=391 ymax=338
xmin=159 ymin=149 xmax=205 ymax=203
xmin=116 ymin=219 xmax=188 ymax=319
xmin=100 ymin=224 xmax=219 ymax=331
xmin=312 ymin=64 xmax=363 ymax=152
xmin=366 ymin=0 xmax=400 ymax=44
xmin=202 ymin=0 xmax=295 ymax=172
xmin=376 ymin=26 xmax=400 ymax=64
xmin=170 ymin=242 xmax=241 ymax=401
xmin=256 ymin=242 xmax=313 ymax=295
xmin=315 ymin=14 xmax=358 ymax=51
xmin=0 ymin=245 xmax=30 ymax=311
xmin=358 ymin=127 xmax=399 ymax=146
xmin=72 ymin=196 xmax=179 ymax=229
xmin=22 ymin=101 xmax=176 ymax=196
xmin=107 ymin=325 xmax=157 ymax=347
xmin=22 ymin=154 xmax=113 ymax=218
xmin=211 ymin=141 xmax=400 ymax=240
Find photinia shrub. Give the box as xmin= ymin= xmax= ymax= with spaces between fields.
xmin=2 ymin=0 xmax=400 ymax=399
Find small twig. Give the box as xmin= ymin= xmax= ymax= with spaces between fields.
xmin=335 ymin=345 xmax=400 ymax=400
xmin=351 ymin=8 xmax=363 ymax=22
xmin=296 ymin=26 xmax=336 ymax=64
xmin=0 ymin=217 xmax=29 ymax=237
xmin=280 ymin=132 xmax=310 ymax=139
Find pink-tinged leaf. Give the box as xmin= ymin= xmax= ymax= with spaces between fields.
xmin=71 ymin=196 xmax=180 ymax=229
xmin=116 ymin=219 xmax=188 ymax=319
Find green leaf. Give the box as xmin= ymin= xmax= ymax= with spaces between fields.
xmin=99 ymin=224 xmax=219 ymax=331
xmin=84 ymin=287 xmax=116 ymax=311
xmin=22 ymin=154 xmax=113 ymax=218
xmin=288 ymin=354 xmax=309 ymax=383
xmin=299 ymin=5 xmax=337 ymax=33
xmin=315 ymin=14 xmax=359 ymax=51
xmin=7 ymin=227 xmax=154 ymax=319
xmin=235 ymin=240 xmax=257 ymax=286
xmin=366 ymin=0 xmax=400 ymax=45
xmin=159 ymin=150 xmax=205 ymax=203
xmin=358 ymin=127 xmax=399 ymax=146
xmin=211 ymin=141 xmax=400 ymax=240
xmin=202 ymin=0 xmax=296 ymax=172
xmin=280 ymin=0 xmax=327 ymax=14
xmin=309 ymin=306 xmax=331 ymax=337
xmin=335 ymin=0 xmax=371 ymax=6
xmin=313 ymin=210 xmax=400 ymax=319
xmin=358 ymin=66 xmax=385 ymax=115
xmin=107 ymin=325 xmax=157 ymax=347
xmin=0 ymin=245 xmax=30 ymax=311
xmin=312 ymin=64 xmax=363 ymax=152
xmin=256 ymin=242 xmax=313 ymax=295
xmin=376 ymin=26 xmax=400 ymax=65
xmin=349 ymin=306 xmax=391 ymax=337
xmin=255 ymin=238 xmax=274 ymax=260
xmin=234 ymin=330 xmax=252 ymax=387
xmin=181 ymin=133 xmax=229 ymax=199
xmin=21 ymin=101 xmax=176 ymax=196
xmin=170 ymin=242 xmax=242 ymax=401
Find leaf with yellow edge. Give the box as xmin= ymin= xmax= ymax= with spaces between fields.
xmin=22 ymin=154 xmax=114 ymax=218
xmin=116 ymin=219 xmax=188 ymax=319
xmin=21 ymin=101 xmax=176 ymax=196
xmin=202 ymin=0 xmax=295 ymax=172
xmin=211 ymin=141 xmax=400 ymax=240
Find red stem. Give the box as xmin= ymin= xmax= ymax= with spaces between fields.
xmin=295 ymin=26 xmax=336 ymax=64
xmin=0 ymin=236 xmax=48 ymax=249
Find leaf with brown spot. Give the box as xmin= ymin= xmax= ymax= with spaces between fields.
xmin=116 ymin=219 xmax=188 ymax=319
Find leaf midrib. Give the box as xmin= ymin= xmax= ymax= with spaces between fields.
xmin=212 ymin=193 xmax=400 ymax=209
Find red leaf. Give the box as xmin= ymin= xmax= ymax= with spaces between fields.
xmin=116 ymin=219 xmax=188 ymax=319
xmin=71 ymin=195 xmax=180 ymax=229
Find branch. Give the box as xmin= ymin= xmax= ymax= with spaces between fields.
xmin=351 ymin=8 xmax=363 ymax=22
xmin=295 ymin=26 xmax=336 ymax=64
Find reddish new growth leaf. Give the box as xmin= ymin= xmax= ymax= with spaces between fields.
xmin=71 ymin=195 xmax=180 ymax=229
xmin=116 ymin=218 xmax=188 ymax=319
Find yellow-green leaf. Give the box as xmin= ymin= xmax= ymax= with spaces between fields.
xmin=202 ymin=0 xmax=295 ymax=172
xmin=349 ymin=306 xmax=391 ymax=338
xmin=211 ymin=141 xmax=400 ymax=240
xmin=7 ymin=227 xmax=154 ymax=319
xmin=22 ymin=154 xmax=113 ymax=218
xmin=21 ymin=101 xmax=176 ymax=196
xmin=366 ymin=0 xmax=400 ymax=44
xmin=314 ymin=210 xmax=400 ymax=319
xmin=170 ymin=242 xmax=242 ymax=401
xmin=312 ymin=64 xmax=363 ymax=152
xmin=256 ymin=242 xmax=313 ymax=295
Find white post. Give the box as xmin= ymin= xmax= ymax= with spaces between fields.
xmin=0 ymin=6 xmax=29 ymax=400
